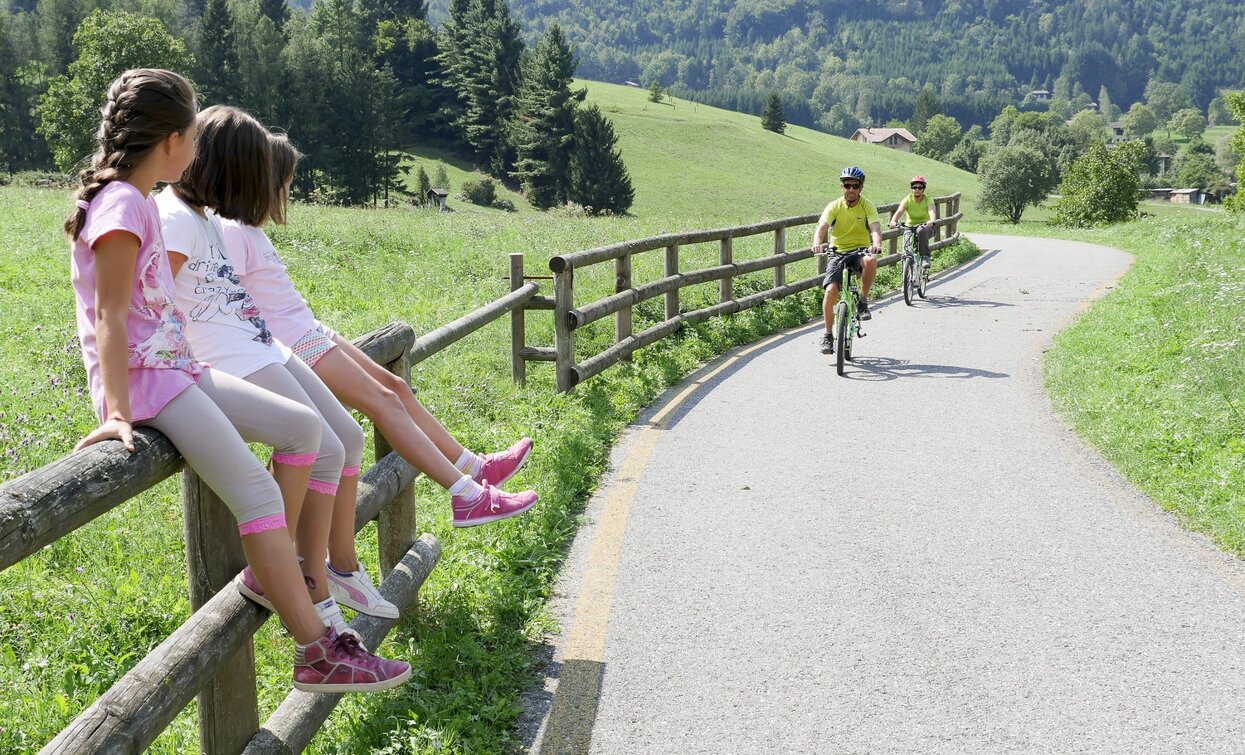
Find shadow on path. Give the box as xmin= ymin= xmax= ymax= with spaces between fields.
xmin=837 ymin=356 xmax=1010 ymax=381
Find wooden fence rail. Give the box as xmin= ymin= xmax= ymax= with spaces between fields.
xmin=528 ymin=193 xmax=962 ymax=391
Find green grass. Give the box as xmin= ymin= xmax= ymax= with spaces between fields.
xmin=0 ymin=81 xmax=983 ymax=753
xmin=962 ymin=209 xmax=1245 ymax=557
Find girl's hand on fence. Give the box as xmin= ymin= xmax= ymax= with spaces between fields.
xmin=75 ymin=418 xmax=135 ymax=453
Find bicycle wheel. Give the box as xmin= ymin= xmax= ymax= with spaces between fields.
xmin=835 ymin=302 xmax=848 ymax=376
xmin=917 ymin=259 xmax=929 ymax=299
xmin=902 ymin=256 xmax=914 ymax=306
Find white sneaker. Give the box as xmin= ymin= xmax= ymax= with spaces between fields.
xmin=314 ymin=596 xmax=367 ymax=650
xmin=326 ymin=562 xmax=400 ymax=619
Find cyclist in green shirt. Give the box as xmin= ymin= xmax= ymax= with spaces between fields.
xmin=813 ymin=166 xmax=883 ymax=354
xmin=888 ymin=175 xmax=939 ymax=272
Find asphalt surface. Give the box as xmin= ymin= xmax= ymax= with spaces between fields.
xmin=522 ymin=235 xmax=1245 ymax=754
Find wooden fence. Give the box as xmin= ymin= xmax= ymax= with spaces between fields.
xmin=0 ymin=311 xmax=541 ymax=753
xmin=509 ymin=193 xmax=962 ymax=391
xmin=1 ymin=193 xmax=960 ymax=752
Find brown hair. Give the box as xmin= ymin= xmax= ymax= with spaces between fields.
xmin=65 ymin=69 xmax=197 ymax=239
xmin=175 ymin=105 xmax=272 ymax=227
xmin=267 ymin=133 xmax=303 ymax=226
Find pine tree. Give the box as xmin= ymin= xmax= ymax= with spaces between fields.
xmin=512 ymin=24 xmax=584 ymax=209
xmin=648 ymin=80 xmax=663 ymax=103
xmin=568 ymin=104 xmax=633 ymax=215
xmin=195 ymin=0 xmax=242 ymax=105
xmin=260 ymin=0 xmax=289 ymax=34
xmin=436 ymin=0 xmax=524 ymax=174
xmin=761 ymin=92 xmax=785 ymax=133
xmin=415 ymin=165 xmax=431 ymax=205
xmin=912 ymin=86 xmax=940 ymax=134
xmin=433 ymin=163 xmax=450 ymax=191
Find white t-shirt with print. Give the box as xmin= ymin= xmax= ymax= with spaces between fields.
xmin=155 ymin=188 xmax=292 ymax=378
xmin=219 ymin=219 xmax=324 ymax=348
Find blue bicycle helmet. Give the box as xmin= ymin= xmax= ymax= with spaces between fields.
xmin=839 ymin=166 xmax=865 ymax=181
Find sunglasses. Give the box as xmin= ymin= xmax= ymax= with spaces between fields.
xmin=911 ymin=184 xmax=926 ymax=190
xmin=841 ymin=183 xmax=862 ymax=190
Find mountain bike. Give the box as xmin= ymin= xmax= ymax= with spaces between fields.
xmin=817 ymin=245 xmax=869 ymax=376
xmin=895 ymin=223 xmax=931 ymax=306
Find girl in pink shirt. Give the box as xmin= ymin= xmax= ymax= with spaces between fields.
xmin=67 ymin=68 xmax=408 ymax=693
xmin=213 ymin=132 xmax=536 ymax=595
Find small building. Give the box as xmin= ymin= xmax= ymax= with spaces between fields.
xmin=1029 ymin=89 xmax=1052 ymax=101
xmin=1155 ymin=153 xmax=1173 ymax=176
xmin=1145 ymin=188 xmax=1173 ymax=202
xmin=849 ymin=127 xmax=917 ymax=152
xmin=1170 ymin=188 xmax=1204 ymax=205
xmin=1107 ymin=121 xmax=1126 ymax=141
xmin=426 ymin=187 xmax=449 ymax=212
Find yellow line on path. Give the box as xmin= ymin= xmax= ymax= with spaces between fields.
xmin=562 ymin=328 xmax=793 ymax=662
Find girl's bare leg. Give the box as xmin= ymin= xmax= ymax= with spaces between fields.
xmin=312 ymin=347 xmax=464 ymax=488
xmin=297 ymin=490 xmax=334 ymax=602
xmin=329 ymin=472 xmax=361 ymax=571
xmin=329 ymin=334 xmax=465 ymax=462
xmin=242 ymin=527 xmax=326 ymax=644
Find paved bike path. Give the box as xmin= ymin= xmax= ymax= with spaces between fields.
xmin=523 ymin=235 xmax=1245 ymax=754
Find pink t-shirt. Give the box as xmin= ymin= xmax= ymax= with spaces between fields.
xmin=71 ymin=181 xmax=202 ymax=423
xmin=219 ymin=220 xmax=325 ymax=347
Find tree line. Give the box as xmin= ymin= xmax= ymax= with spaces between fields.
xmin=481 ymin=0 xmax=1245 ymax=138
xmin=0 ymin=0 xmax=633 ymax=214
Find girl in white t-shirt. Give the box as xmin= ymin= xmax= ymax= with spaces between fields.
xmin=212 ymin=132 xmax=537 ymax=603
xmin=67 ymin=69 xmax=407 ymax=692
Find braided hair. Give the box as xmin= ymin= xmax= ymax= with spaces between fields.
xmin=64 ymin=68 xmax=197 ymax=240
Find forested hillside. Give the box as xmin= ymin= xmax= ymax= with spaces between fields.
xmin=446 ymin=0 xmax=1245 ymax=131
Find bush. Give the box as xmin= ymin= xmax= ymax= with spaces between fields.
xmin=493 ymin=198 xmax=517 ymax=212
xmin=460 ymin=177 xmax=497 ymax=207
xmin=1053 ymin=142 xmax=1143 ymax=227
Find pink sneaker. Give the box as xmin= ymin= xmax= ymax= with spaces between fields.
xmin=452 ymin=482 xmax=537 ymax=528
xmin=293 ymin=628 xmax=411 ymax=693
xmin=236 ymin=565 xmax=276 ymax=612
xmin=473 ymin=437 xmax=533 ymax=488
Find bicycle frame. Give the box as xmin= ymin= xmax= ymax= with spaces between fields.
xmin=828 ymin=246 xmax=868 ymax=375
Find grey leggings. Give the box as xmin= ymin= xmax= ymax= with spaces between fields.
xmin=141 ymin=367 xmax=322 ymax=528
xmin=246 ymin=356 xmax=365 ymax=491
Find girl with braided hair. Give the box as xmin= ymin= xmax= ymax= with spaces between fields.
xmin=67 ymin=68 xmax=410 ymax=693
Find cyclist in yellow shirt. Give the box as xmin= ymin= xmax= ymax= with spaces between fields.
xmin=888 ymin=175 xmax=939 ymax=272
xmin=813 ymin=166 xmax=883 ymax=354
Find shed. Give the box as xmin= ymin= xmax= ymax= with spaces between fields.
xmin=849 ymin=127 xmax=917 ymax=153
xmin=427 ymin=187 xmax=449 ymax=212
xmin=1170 ymin=188 xmax=1203 ymax=205
xmin=1029 ymin=89 xmax=1052 ymax=101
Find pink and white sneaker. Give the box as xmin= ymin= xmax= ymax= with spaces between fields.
xmin=315 ymin=596 xmax=367 ymax=648
xmin=473 ymin=437 xmax=533 ymax=488
xmin=326 ymin=562 xmax=399 ymax=620
xmin=452 ymin=482 xmax=537 ymax=528
xmin=293 ymin=628 xmax=410 ymax=693
xmin=236 ymin=565 xmax=276 ymax=612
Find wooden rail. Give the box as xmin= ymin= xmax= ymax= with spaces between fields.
xmin=527 ymin=193 xmax=962 ymax=391
xmin=2 ymin=298 xmax=531 ymax=752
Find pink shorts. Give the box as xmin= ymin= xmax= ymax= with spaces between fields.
xmin=290 ymin=325 xmax=337 ymax=368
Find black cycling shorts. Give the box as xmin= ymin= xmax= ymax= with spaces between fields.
xmin=821 ymin=251 xmax=867 ymax=289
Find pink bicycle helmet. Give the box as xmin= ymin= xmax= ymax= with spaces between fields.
xmin=910 ymin=175 xmax=927 ymax=186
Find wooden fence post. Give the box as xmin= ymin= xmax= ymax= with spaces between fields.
xmin=664 ymin=244 xmax=679 ymax=321
xmin=616 ymin=253 xmax=633 ymax=361
xmin=377 ymin=349 xmax=417 ymax=579
xmin=719 ymin=237 xmax=733 ymax=304
xmin=554 ymin=267 xmax=575 ymax=392
xmin=183 ymin=472 xmax=259 ymax=755
xmin=773 ymin=227 xmax=786 ymax=288
xmin=510 ymin=253 xmax=526 ymax=385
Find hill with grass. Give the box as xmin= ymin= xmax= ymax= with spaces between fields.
xmin=403 ymin=79 xmax=980 ymax=225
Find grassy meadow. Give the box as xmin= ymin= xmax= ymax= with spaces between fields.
xmin=0 ymin=82 xmax=979 ymax=753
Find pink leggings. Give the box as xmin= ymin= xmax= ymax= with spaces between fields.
xmin=140 ymin=367 xmax=321 ymax=530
